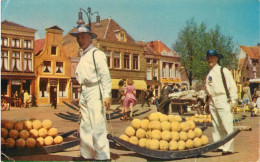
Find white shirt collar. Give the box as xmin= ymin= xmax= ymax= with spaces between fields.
xmin=81 ymin=44 xmax=94 ymax=56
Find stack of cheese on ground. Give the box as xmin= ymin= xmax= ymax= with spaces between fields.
xmin=185 ymin=114 xmax=212 ymax=123
xmin=1 ymin=119 xmax=63 ymax=148
xmin=120 ymin=112 xmax=209 ymax=151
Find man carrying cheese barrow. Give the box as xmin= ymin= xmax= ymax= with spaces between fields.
xmin=205 ymin=49 xmax=237 ymax=155
xmin=70 ymin=24 xmax=111 ymax=161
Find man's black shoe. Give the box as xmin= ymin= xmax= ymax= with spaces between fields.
xmin=212 ymin=149 xmax=223 ymax=152
xmin=73 ymin=156 xmax=94 ymax=161
xmin=222 ymin=151 xmax=233 ymax=155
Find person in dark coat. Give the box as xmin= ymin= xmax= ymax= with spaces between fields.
xmin=159 ymin=83 xmax=174 ymax=114
xmin=142 ymin=86 xmax=151 ymax=107
xmin=51 ymin=88 xmax=57 ymax=109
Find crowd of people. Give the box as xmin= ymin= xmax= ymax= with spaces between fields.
xmin=241 ymin=82 xmax=260 ymax=117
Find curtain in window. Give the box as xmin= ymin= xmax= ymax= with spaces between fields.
xmin=147 ymin=67 xmax=152 ymax=80
xmin=11 ymin=40 xmax=15 ymax=47
xmin=4 ymin=39 xmax=8 ymax=46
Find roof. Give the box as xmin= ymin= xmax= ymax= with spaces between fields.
xmin=240 ymin=45 xmax=260 ymax=60
xmin=34 ymin=38 xmax=46 ymax=56
xmin=63 ymin=18 xmax=136 ymax=58
xmin=147 ymin=40 xmax=178 ymax=57
xmin=1 ymin=20 xmax=37 ymax=31
xmin=137 ymin=41 xmax=160 ymax=56
xmin=47 ymin=25 xmax=63 ymax=31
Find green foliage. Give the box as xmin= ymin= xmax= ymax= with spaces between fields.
xmin=173 ymin=18 xmax=235 ymax=86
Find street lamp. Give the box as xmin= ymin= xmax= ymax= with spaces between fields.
xmin=77 ymin=7 xmax=101 ymax=29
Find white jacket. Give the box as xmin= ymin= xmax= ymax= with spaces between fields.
xmin=76 ymin=44 xmax=111 ymax=98
xmin=205 ymin=64 xmax=237 ymax=103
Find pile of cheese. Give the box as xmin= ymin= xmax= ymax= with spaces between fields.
xmin=185 ymin=114 xmax=212 ymax=123
xmin=1 ymin=119 xmax=63 ymax=148
xmin=120 ymin=112 xmax=209 ymax=151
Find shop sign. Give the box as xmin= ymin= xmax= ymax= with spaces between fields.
xmin=11 ymin=80 xmax=21 ymax=85
xmin=160 ymin=78 xmax=181 ymax=83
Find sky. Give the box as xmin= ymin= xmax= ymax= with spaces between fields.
xmin=1 ymin=0 xmax=259 ymax=50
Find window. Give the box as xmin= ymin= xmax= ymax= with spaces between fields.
xmin=146 ymin=59 xmax=151 ymax=64
xmin=153 ymin=67 xmax=158 ymax=81
xmin=51 ymin=46 xmax=57 ymax=55
xmin=169 ymin=63 xmax=173 ymax=78
xmin=147 ymin=67 xmax=152 ymax=80
xmin=162 ymin=62 xmax=166 ymax=78
xmin=23 ymin=40 xmax=32 ymax=49
xmin=24 ymin=53 xmax=32 ymax=72
xmin=153 ymin=59 xmax=157 ymax=64
xmin=39 ymin=78 xmax=48 ymax=97
xmin=105 ymin=51 xmax=111 ymax=68
xmin=1 ymin=37 xmax=8 ymax=47
xmin=11 ymin=39 xmax=20 ymax=48
xmin=1 ymin=51 xmax=9 ymax=71
xmin=124 ymin=54 xmax=130 ymax=69
xmin=113 ymin=52 xmax=120 ymax=68
xmin=43 ymin=61 xmax=51 ymax=73
xmin=115 ymin=30 xmax=126 ymax=42
xmin=133 ymin=54 xmax=138 ymax=70
xmin=11 ymin=52 xmax=21 ymax=71
xmin=59 ymin=79 xmax=67 ymax=97
xmin=56 ymin=62 xmax=64 ymax=73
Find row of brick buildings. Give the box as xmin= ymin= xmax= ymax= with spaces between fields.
xmin=2 ymin=19 xmax=258 ymax=105
xmin=1 ymin=19 xmax=188 ymax=105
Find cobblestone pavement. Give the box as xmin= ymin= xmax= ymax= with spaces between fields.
xmin=1 ymin=103 xmax=259 ymax=162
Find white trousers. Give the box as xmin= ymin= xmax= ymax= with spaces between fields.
xmin=209 ymin=95 xmax=234 ymax=152
xmin=79 ymin=85 xmax=110 ymax=160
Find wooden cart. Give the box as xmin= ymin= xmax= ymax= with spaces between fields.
xmin=170 ymin=99 xmax=196 ymax=115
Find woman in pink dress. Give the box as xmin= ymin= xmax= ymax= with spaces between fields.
xmin=121 ymin=79 xmax=137 ymax=120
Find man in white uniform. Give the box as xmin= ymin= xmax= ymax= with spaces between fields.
xmin=205 ymin=49 xmax=237 ymax=155
xmin=70 ymin=24 xmax=111 ymax=161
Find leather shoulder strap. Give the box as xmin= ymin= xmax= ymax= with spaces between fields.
xmin=221 ymin=67 xmax=231 ymax=102
xmin=92 ymin=49 xmax=103 ymax=100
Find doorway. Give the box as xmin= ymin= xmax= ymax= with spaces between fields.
xmin=50 ymin=86 xmax=57 ymax=104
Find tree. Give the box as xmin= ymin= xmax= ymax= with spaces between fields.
xmin=173 ymin=18 xmax=235 ymax=86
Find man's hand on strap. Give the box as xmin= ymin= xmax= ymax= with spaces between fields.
xmin=103 ymin=98 xmax=111 ymax=110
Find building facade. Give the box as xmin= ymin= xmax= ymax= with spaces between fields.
xmin=147 ymin=40 xmax=188 ymax=90
xmin=1 ymin=20 xmax=37 ymax=99
xmin=238 ymin=45 xmax=260 ymax=84
xmin=34 ymin=26 xmax=71 ymax=105
xmin=63 ymin=18 xmax=147 ymax=103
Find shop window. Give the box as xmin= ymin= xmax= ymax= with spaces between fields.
xmin=51 ymin=46 xmax=57 ymax=55
xmin=56 ymin=62 xmax=64 ymax=73
xmin=114 ymin=52 xmax=120 ymax=68
xmin=1 ymin=80 xmax=8 ymax=96
xmin=112 ymin=89 xmax=118 ymax=98
xmin=39 ymin=78 xmax=48 ymax=97
xmin=11 ymin=39 xmax=20 ymax=48
xmin=147 ymin=59 xmax=151 ymax=64
xmin=43 ymin=61 xmax=51 ymax=73
xmin=153 ymin=59 xmax=157 ymax=64
xmin=124 ymin=54 xmax=130 ymax=69
xmin=1 ymin=51 xmax=9 ymax=71
xmin=147 ymin=67 xmax=152 ymax=80
xmin=59 ymin=79 xmax=67 ymax=97
xmin=11 ymin=51 xmax=21 ymax=71
xmin=133 ymin=54 xmax=139 ymax=70
xmin=73 ymin=87 xmax=80 ymax=99
xmin=24 ymin=53 xmax=32 ymax=72
xmin=1 ymin=37 xmax=8 ymax=47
